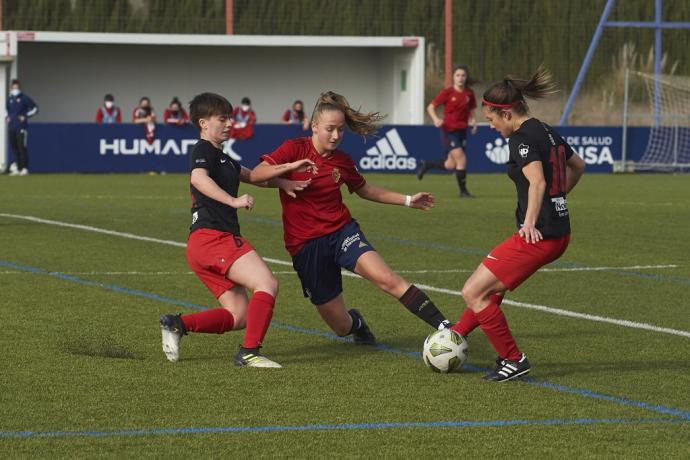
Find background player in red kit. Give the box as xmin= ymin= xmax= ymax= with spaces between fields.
xmin=450 ymin=66 xmax=585 ymax=381
xmin=250 ymin=91 xmax=452 ymax=346
xmin=159 ymin=92 xmax=312 ymax=368
xmin=418 ymin=65 xmax=478 ymax=198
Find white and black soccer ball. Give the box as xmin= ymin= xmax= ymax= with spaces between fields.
xmin=422 ymin=328 xmax=468 ymax=373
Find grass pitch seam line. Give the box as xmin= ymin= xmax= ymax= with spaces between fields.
xmin=0 ymin=417 xmax=685 ymax=439
xmin=2 ymin=213 xmax=689 ymax=339
xmin=2 ymin=259 xmax=690 ymax=423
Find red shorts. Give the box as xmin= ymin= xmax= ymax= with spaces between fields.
xmin=483 ymin=233 xmax=570 ymax=290
xmin=186 ymin=228 xmax=254 ymax=298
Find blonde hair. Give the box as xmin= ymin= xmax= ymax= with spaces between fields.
xmin=311 ymin=91 xmax=385 ymax=138
xmin=482 ymin=65 xmax=558 ymax=115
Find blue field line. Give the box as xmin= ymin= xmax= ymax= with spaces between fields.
xmin=0 ymin=417 xmax=686 ymax=440
xmin=3 ymin=259 xmax=690 ymax=423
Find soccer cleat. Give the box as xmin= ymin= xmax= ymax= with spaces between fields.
xmin=18 ymin=168 xmax=29 ymax=176
xmin=483 ymin=354 xmax=531 ymax=382
xmin=349 ymin=309 xmax=377 ymax=345
xmin=234 ymin=351 xmax=282 ymax=368
xmin=160 ymin=314 xmax=186 ymax=362
xmin=459 ymin=190 xmax=475 ymax=198
xmin=416 ymin=161 xmax=429 ymax=180
xmin=438 ymin=319 xmax=452 ymax=330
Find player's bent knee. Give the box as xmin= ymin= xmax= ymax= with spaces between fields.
xmin=254 ymin=275 xmax=279 ymax=297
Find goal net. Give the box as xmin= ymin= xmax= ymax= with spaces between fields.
xmin=628 ymin=71 xmax=690 ymax=171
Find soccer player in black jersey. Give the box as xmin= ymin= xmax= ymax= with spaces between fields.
xmin=159 ymin=92 xmax=313 ymax=368
xmin=450 ymin=66 xmax=585 ymax=381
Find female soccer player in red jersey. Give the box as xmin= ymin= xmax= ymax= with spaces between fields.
xmin=159 ymin=93 xmax=312 ymax=368
xmin=450 ymin=66 xmax=585 ymax=381
xmin=250 ymin=91 xmax=452 ymax=345
xmin=418 ymin=65 xmax=478 ymax=198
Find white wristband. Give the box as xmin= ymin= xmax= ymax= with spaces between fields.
xmin=404 ymin=195 xmax=412 ymax=207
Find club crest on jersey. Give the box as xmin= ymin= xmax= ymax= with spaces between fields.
xmin=332 ymin=167 xmax=341 ymax=184
xmin=518 ymin=143 xmax=529 ymax=158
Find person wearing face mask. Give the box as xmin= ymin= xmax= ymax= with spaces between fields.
xmin=5 ymin=79 xmax=38 ymax=176
xmin=229 ymin=97 xmax=256 ymax=140
xmin=281 ymin=99 xmax=310 ymax=131
xmin=132 ymin=96 xmax=157 ymax=144
xmin=163 ymin=97 xmax=190 ymax=126
xmin=95 ymin=94 xmax=122 ymax=124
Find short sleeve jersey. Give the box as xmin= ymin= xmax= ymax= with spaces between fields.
xmin=189 ymin=140 xmax=242 ymax=236
xmin=260 ymin=137 xmax=366 ymax=255
xmin=432 ymin=87 xmax=476 ymax=131
xmin=507 ymin=118 xmax=574 ymax=238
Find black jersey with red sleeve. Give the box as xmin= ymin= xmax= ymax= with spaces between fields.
xmin=189 ymin=139 xmax=242 ymax=236
xmin=507 ymin=118 xmax=574 ymax=238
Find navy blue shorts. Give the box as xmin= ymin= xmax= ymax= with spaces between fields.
xmin=291 ymin=220 xmax=375 ymax=306
xmin=442 ymin=129 xmax=467 ymax=153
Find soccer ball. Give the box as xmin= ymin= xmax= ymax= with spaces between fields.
xmin=422 ymin=328 xmax=468 ymax=373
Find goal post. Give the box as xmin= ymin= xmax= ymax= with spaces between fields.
xmin=621 ymin=69 xmax=690 ymax=172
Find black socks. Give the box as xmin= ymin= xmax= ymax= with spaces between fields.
xmin=398 ymin=285 xmax=448 ymax=329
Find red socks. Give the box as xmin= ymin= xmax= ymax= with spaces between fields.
xmin=242 ymin=291 xmax=275 ymax=349
xmin=180 ymin=292 xmax=275 ymax=349
xmin=452 ymin=294 xmax=504 ymax=337
xmin=476 ymin=302 xmax=521 ymax=361
xmin=451 ymin=308 xmax=480 ymax=337
xmin=181 ymin=308 xmax=235 ymax=334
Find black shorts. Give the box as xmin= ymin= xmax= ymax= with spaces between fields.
xmin=442 ymin=129 xmax=467 ymax=153
xmin=291 ymin=220 xmax=375 ymax=306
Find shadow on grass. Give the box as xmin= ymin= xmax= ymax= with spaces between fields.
xmin=63 ymin=335 xmax=144 ymax=360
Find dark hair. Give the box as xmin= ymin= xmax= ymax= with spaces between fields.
xmin=139 ymin=96 xmax=151 ymax=105
xmin=10 ymin=79 xmax=20 ymax=87
xmin=311 ymin=91 xmax=385 ymax=138
xmin=189 ymin=92 xmax=233 ymax=130
xmin=482 ymin=65 xmax=558 ymax=115
xmin=453 ymin=65 xmax=478 ymax=88
xmin=241 ymin=97 xmax=251 ymax=105
xmin=292 ymin=100 xmax=305 ymax=120
xmin=104 ymin=94 xmax=114 ymax=102
xmin=170 ymin=97 xmax=181 ymax=107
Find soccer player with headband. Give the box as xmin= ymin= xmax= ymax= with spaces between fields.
xmin=250 ymin=91 xmax=452 ymax=346
xmin=450 ymin=66 xmax=585 ymax=381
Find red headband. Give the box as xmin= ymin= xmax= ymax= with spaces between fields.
xmin=482 ymin=99 xmax=519 ymax=109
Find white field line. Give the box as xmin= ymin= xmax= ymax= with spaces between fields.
xmin=1 ymin=213 xmax=688 ymax=339
xmin=0 ymin=265 xmax=679 ymax=276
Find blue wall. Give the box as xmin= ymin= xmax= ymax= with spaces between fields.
xmin=16 ymin=123 xmax=649 ymax=173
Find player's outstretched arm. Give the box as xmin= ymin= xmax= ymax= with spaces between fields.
xmin=249 ymin=159 xmax=318 ymax=183
xmin=240 ymin=166 xmax=311 ymax=198
xmin=355 ymin=183 xmax=434 ymax=211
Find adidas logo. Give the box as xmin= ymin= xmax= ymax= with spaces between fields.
xmin=359 ymin=128 xmax=417 ymax=171
xmin=485 ymin=137 xmax=510 ymax=164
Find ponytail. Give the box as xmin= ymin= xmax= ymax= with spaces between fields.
xmin=312 ymin=91 xmax=385 ymax=138
xmin=482 ymin=65 xmax=558 ymax=115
